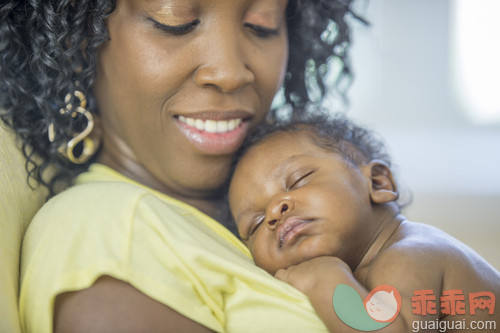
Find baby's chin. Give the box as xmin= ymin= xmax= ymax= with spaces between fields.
xmin=261 ymin=251 xmax=332 ymax=276
xmin=253 ymin=234 xmax=342 ymax=274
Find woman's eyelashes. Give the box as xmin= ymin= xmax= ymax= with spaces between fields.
xmin=148 ymin=17 xmax=278 ymax=38
xmin=244 ymin=23 xmax=279 ymax=38
xmin=148 ymin=18 xmax=200 ymax=35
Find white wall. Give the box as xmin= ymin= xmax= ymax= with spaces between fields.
xmin=333 ymin=0 xmax=500 ymax=269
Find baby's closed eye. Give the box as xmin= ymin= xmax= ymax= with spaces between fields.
xmin=286 ymin=169 xmax=315 ymax=191
xmin=242 ymin=215 xmax=265 ymax=240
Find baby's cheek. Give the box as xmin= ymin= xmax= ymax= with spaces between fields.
xmin=252 ymin=243 xmax=278 ymax=275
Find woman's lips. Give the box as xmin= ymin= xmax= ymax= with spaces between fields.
xmin=278 ymin=217 xmax=313 ymax=248
xmin=178 ymin=116 xmax=242 ymax=133
xmin=175 ymin=115 xmax=250 ymax=155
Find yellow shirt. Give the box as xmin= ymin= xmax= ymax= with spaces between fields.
xmin=20 ymin=164 xmax=327 ymax=332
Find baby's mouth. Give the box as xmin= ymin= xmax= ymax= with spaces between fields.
xmin=278 ymin=217 xmax=313 ymax=248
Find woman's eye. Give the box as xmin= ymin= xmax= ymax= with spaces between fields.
xmin=288 ymin=170 xmax=314 ymax=191
xmin=244 ymin=23 xmax=279 ymax=38
xmin=148 ymin=18 xmax=200 ymax=35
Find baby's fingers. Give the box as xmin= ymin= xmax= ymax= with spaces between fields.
xmin=274 ymin=268 xmax=288 ymax=281
xmin=274 ymin=266 xmax=312 ymax=293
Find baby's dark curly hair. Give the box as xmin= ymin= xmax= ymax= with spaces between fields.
xmin=222 ymin=111 xmax=402 ymax=234
xmin=0 ymin=0 xmax=365 ymax=196
xmin=235 ymin=112 xmax=394 ymax=174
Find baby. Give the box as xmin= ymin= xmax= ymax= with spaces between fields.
xmin=228 ymin=114 xmax=500 ymax=332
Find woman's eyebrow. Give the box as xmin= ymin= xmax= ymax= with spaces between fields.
xmin=143 ymin=2 xmax=197 ymax=18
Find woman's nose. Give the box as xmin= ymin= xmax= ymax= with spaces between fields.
xmin=265 ymin=198 xmax=294 ymax=230
xmin=194 ymin=29 xmax=255 ymax=93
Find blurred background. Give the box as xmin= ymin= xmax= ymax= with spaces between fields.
xmin=335 ymin=0 xmax=500 ymax=269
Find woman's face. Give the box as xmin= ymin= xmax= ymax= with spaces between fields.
xmin=94 ymin=0 xmax=288 ymax=201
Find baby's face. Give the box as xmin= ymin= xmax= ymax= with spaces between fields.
xmin=229 ymin=131 xmax=376 ymax=275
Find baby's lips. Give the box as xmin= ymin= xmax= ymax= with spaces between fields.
xmin=277 ymin=217 xmax=312 ymax=247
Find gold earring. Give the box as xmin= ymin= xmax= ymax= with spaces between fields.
xmin=65 ymin=107 xmax=99 ymax=164
xmin=49 ymin=90 xmax=100 ymax=164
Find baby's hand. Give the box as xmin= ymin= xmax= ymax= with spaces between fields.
xmin=274 ymin=256 xmax=352 ymax=295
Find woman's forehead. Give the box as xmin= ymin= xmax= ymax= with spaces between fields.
xmin=137 ymin=0 xmax=289 ymax=10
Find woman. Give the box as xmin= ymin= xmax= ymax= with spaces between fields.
xmin=0 ymin=0 xmax=362 ymax=332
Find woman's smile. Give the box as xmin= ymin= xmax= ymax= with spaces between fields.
xmin=175 ymin=110 xmax=253 ymax=155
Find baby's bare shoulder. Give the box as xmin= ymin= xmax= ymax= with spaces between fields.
xmin=371 ymin=221 xmax=461 ymax=267
xmin=365 ymin=221 xmax=500 ymax=293
xmin=387 ymin=221 xmax=492 ymax=264
xmin=392 ymin=221 xmax=463 ymax=252
xmin=361 ymin=222 xmax=447 ymax=289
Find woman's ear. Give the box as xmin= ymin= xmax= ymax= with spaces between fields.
xmin=366 ymin=160 xmax=399 ymax=204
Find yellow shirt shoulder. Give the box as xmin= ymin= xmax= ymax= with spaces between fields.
xmin=20 ymin=164 xmax=327 ymax=333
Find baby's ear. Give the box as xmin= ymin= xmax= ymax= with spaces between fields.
xmin=366 ymin=160 xmax=398 ymax=204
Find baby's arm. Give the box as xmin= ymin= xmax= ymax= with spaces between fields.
xmin=274 ymin=256 xmax=369 ymax=332
xmin=276 ymin=226 xmax=500 ymax=333
xmin=275 ymin=256 xmax=420 ymax=333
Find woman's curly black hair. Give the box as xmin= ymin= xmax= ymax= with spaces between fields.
xmin=0 ymin=0 xmax=115 ymax=196
xmin=0 ymin=0 xmax=365 ymax=197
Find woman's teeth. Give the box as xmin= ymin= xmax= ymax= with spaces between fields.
xmin=178 ymin=116 xmax=242 ymax=133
